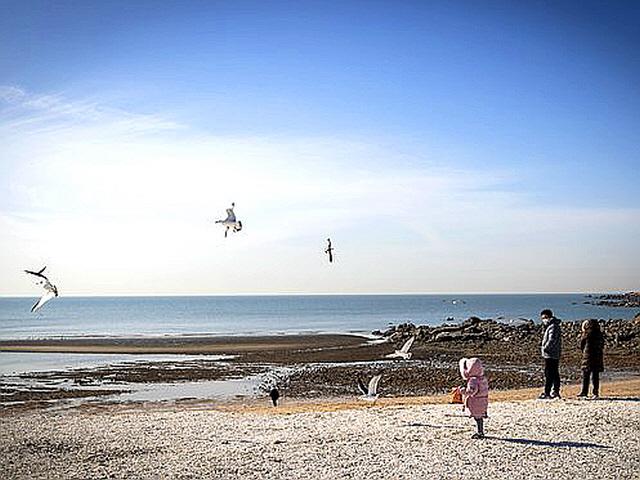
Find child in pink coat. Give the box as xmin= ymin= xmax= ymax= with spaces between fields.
xmin=459 ymin=357 xmax=489 ymax=439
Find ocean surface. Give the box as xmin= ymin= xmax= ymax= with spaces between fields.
xmin=0 ymin=294 xmax=634 ymax=340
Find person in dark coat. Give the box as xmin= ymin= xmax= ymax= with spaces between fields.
xmin=269 ymin=387 xmax=280 ymax=407
xmin=577 ymin=319 xmax=604 ymax=398
xmin=539 ymin=309 xmax=562 ymax=399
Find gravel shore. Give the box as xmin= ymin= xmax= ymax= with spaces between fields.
xmin=2 ymin=394 xmax=639 ymax=479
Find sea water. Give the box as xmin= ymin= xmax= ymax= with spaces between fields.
xmin=0 ymin=294 xmax=634 ymax=339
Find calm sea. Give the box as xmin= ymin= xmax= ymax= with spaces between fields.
xmin=0 ymin=294 xmax=634 ymax=340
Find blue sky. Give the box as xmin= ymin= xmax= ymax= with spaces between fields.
xmin=1 ymin=1 xmax=638 ymax=294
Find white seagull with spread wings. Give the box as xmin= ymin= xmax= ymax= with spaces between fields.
xmin=24 ymin=266 xmax=59 ymax=313
xmin=385 ymin=336 xmax=415 ymax=360
xmin=215 ymin=202 xmax=243 ymax=238
xmin=357 ymin=374 xmax=382 ymax=401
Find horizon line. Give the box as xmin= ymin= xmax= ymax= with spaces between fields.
xmin=0 ymin=291 xmax=628 ymax=299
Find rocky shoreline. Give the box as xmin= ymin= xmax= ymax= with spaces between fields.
xmin=284 ymin=315 xmax=640 ymax=399
xmin=2 ymin=315 xmax=639 ymax=409
xmin=583 ymin=292 xmax=640 ymax=308
xmin=375 ymin=314 xmax=640 ymax=350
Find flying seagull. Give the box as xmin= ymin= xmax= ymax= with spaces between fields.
xmin=385 ymin=336 xmax=415 ymax=360
xmin=357 ymin=374 xmax=382 ymax=401
xmin=324 ymin=238 xmax=334 ymax=263
xmin=215 ymin=202 xmax=243 ymax=238
xmin=269 ymin=388 xmax=280 ymax=407
xmin=24 ymin=266 xmax=59 ymax=313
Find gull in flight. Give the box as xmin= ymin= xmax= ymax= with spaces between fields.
xmin=215 ymin=202 xmax=243 ymax=238
xmin=385 ymin=336 xmax=415 ymax=360
xmin=324 ymin=238 xmax=334 ymax=263
xmin=357 ymin=374 xmax=382 ymax=401
xmin=24 ymin=266 xmax=59 ymax=313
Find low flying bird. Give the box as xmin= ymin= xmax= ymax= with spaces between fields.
xmin=269 ymin=388 xmax=280 ymax=407
xmin=385 ymin=336 xmax=415 ymax=360
xmin=24 ymin=266 xmax=59 ymax=313
xmin=357 ymin=374 xmax=382 ymax=401
xmin=324 ymin=238 xmax=334 ymax=263
xmin=215 ymin=202 xmax=243 ymax=238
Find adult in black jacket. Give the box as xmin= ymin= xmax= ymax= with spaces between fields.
xmin=577 ymin=319 xmax=604 ymax=398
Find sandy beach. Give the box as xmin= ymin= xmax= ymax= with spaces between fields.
xmin=2 ymin=379 xmax=639 ymax=479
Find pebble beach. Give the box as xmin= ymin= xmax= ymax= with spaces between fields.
xmin=2 ymin=316 xmax=639 ymax=479
xmin=2 ymin=382 xmax=639 ymax=480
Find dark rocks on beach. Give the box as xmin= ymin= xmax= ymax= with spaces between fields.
xmin=0 ymin=384 xmax=129 ymax=405
xmin=433 ymin=331 xmax=487 ymax=342
xmin=583 ymin=292 xmax=640 ymax=308
xmin=374 ymin=315 xmax=640 ymax=352
xmin=381 ymin=323 xmax=420 ymax=342
xmin=377 ymin=317 xmax=522 ymax=343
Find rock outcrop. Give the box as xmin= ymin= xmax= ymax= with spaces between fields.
xmin=583 ymin=292 xmax=640 ymax=308
xmin=375 ymin=315 xmax=640 ymax=351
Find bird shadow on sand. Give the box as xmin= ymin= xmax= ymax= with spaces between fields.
xmin=486 ymin=436 xmax=612 ymax=449
xmin=404 ymin=422 xmax=462 ymax=430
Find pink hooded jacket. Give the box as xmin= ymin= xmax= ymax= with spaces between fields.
xmin=459 ymin=357 xmax=489 ymax=418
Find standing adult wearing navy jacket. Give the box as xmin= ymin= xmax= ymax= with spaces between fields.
xmin=539 ymin=309 xmax=562 ymax=399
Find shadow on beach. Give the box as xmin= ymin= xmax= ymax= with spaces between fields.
xmin=404 ymin=422 xmax=462 ymax=430
xmin=596 ymin=396 xmax=640 ymax=402
xmin=487 ymin=436 xmax=612 ymax=449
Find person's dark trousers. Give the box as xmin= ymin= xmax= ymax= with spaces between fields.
xmin=580 ymin=369 xmax=600 ymax=396
xmin=544 ymin=358 xmax=561 ymax=396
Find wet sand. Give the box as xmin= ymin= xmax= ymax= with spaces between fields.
xmin=2 ymin=323 xmax=639 ymax=409
xmin=0 ymin=333 xmax=365 ymax=354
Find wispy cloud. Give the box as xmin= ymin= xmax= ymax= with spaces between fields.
xmin=0 ymin=85 xmax=183 ymax=137
xmin=1 ymin=87 xmax=638 ymax=294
